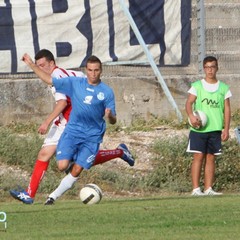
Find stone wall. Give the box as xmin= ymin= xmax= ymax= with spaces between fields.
xmin=0 ymin=68 xmax=239 ymax=126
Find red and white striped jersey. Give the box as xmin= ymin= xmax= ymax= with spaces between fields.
xmin=51 ymin=67 xmax=85 ymax=126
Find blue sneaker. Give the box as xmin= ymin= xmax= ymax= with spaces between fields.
xmin=9 ymin=189 xmax=34 ymax=204
xmin=117 ymin=143 xmax=135 ymax=166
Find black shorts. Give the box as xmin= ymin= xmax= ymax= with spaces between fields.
xmin=187 ymin=131 xmax=222 ymax=155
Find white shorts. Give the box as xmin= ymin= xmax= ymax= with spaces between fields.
xmin=42 ymin=123 xmax=65 ymax=147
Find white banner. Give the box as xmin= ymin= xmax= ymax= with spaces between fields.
xmin=0 ymin=0 xmax=191 ymax=73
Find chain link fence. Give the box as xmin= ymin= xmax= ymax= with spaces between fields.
xmin=191 ymin=0 xmax=240 ymax=74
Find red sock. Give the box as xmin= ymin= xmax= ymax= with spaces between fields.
xmin=26 ymin=160 xmax=49 ymax=198
xmin=94 ymin=149 xmax=123 ymax=165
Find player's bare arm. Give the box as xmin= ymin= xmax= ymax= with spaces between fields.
xmin=38 ymin=99 xmax=67 ymax=134
xmin=185 ymin=94 xmax=201 ymax=128
xmin=222 ymin=98 xmax=231 ymax=141
xmin=105 ymin=108 xmax=116 ymax=124
xmin=22 ymin=53 xmax=53 ymax=85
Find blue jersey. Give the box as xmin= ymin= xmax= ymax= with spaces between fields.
xmin=53 ymin=76 xmax=116 ymax=143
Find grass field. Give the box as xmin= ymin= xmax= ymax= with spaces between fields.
xmin=1 ymin=194 xmax=240 ymax=240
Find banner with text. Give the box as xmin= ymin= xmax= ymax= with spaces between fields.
xmin=0 ymin=0 xmax=191 ymax=73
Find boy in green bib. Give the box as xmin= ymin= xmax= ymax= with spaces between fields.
xmin=186 ymin=56 xmax=232 ymax=196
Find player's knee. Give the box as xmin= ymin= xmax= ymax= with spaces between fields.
xmin=37 ymin=148 xmax=54 ymax=161
xmin=71 ymin=164 xmax=83 ymax=177
xmin=57 ymin=160 xmax=69 ymax=172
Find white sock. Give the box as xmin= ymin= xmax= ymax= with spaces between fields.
xmin=49 ymin=173 xmax=78 ymax=200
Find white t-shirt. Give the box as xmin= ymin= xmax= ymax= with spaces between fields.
xmin=188 ymin=79 xmax=232 ymax=99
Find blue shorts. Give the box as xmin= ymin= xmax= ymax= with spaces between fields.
xmin=56 ymin=132 xmax=100 ymax=169
xmin=187 ymin=131 xmax=222 ymax=155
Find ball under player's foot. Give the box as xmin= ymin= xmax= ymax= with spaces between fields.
xmin=117 ymin=143 xmax=135 ymax=166
xmin=9 ymin=189 xmax=34 ymax=204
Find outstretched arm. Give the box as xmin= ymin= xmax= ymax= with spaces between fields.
xmin=22 ymin=53 xmax=52 ymax=85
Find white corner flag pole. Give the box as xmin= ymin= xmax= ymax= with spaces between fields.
xmin=118 ymin=0 xmax=183 ymax=122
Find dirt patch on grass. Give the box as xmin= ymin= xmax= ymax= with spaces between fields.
xmin=102 ymin=127 xmax=189 ymax=170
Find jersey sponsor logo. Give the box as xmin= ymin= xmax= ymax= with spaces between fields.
xmin=57 ymin=151 xmax=62 ymax=155
xmin=86 ymin=87 xmax=94 ymax=92
xmin=83 ymin=96 xmax=93 ymax=104
xmin=97 ymin=92 xmax=105 ymax=100
xmin=202 ymin=98 xmax=219 ymax=108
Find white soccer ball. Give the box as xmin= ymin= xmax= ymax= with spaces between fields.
xmin=188 ymin=110 xmax=208 ymax=129
xmin=79 ymin=184 xmax=103 ymax=205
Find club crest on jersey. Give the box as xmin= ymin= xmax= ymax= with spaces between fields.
xmin=84 ymin=96 xmax=93 ymax=104
xmin=97 ymin=92 xmax=105 ymax=100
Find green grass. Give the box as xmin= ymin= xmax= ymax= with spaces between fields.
xmin=1 ymin=121 xmax=240 ymax=199
xmin=1 ymin=195 xmax=240 ymax=240
xmin=1 ymin=119 xmax=240 ymax=239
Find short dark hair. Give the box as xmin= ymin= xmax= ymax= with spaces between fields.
xmin=35 ymin=49 xmax=55 ymax=64
xmin=203 ymin=56 xmax=218 ymax=67
xmin=86 ymin=55 xmax=102 ymax=69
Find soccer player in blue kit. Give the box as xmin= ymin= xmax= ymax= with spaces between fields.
xmin=22 ymin=53 xmax=119 ymax=203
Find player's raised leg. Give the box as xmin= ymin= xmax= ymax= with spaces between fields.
xmin=94 ymin=143 xmax=135 ymax=166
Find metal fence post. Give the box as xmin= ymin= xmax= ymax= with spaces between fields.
xmin=197 ymin=0 xmax=205 ymax=74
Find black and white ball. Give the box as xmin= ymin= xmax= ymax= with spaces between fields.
xmin=188 ymin=110 xmax=208 ymax=129
xmin=79 ymin=184 xmax=103 ymax=205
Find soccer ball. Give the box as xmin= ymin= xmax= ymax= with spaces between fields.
xmin=188 ymin=110 xmax=208 ymax=129
xmin=79 ymin=184 xmax=103 ymax=205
